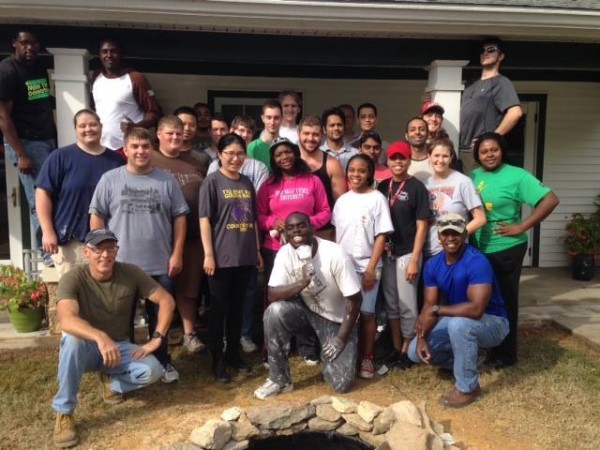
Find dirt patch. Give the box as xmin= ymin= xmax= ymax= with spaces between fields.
xmin=0 ymin=324 xmax=598 ymax=449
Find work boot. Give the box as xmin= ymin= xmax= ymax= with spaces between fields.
xmin=53 ymin=413 xmax=78 ymax=448
xmin=99 ymin=372 xmax=124 ymax=404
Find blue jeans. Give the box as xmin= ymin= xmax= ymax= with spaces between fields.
xmin=241 ymin=267 xmax=258 ymax=338
xmin=147 ymin=274 xmax=173 ymax=367
xmin=408 ymin=314 xmax=509 ymax=393
xmin=4 ymin=138 xmax=55 ymax=249
xmin=52 ymin=334 xmax=164 ymax=414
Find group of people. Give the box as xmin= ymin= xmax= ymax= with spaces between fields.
xmin=0 ymin=30 xmax=561 ymax=449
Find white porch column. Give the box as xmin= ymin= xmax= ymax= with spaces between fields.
xmin=424 ymin=60 xmax=469 ymax=151
xmin=47 ymin=48 xmax=90 ymax=147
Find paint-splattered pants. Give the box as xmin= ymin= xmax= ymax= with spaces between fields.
xmin=263 ymin=298 xmax=357 ymax=393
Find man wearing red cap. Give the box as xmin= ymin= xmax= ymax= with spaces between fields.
xmin=420 ymin=102 xmax=449 ymax=151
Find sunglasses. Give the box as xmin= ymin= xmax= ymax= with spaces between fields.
xmin=437 ymin=219 xmax=466 ymax=228
xmin=480 ymin=45 xmax=500 ymax=55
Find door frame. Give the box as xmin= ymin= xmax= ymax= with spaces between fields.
xmin=519 ymin=93 xmax=548 ymax=267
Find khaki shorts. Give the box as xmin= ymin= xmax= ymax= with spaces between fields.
xmin=51 ymin=240 xmax=85 ymax=279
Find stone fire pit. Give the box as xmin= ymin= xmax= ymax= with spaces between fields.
xmin=178 ymin=396 xmax=458 ymax=450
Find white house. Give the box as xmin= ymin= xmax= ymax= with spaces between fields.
xmin=1 ymin=0 xmax=599 ymax=268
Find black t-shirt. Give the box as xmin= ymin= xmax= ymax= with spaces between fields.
xmin=0 ymin=56 xmax=56 ymax=140
xmin=377 ymin=177 xmax=431 ymax=257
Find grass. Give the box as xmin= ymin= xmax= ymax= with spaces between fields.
xmin=0 ymin=324 xmax=598 ymax=450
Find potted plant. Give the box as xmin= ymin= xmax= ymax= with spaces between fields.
xmin=564 ymin=195 xmax=600 ymax=280
xmin=0 ymin=265 xmax=48 ymax=332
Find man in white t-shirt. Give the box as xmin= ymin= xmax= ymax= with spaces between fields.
xmin=406 ymin=116 xmax=433 ymax=184
xmin=254 ymin=212 xmax=362 ymax=399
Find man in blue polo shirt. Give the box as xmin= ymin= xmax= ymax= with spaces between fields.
xmin=408 ymin=213 xmax=509 ymax=408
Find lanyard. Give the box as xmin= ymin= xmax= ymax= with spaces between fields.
xmin=387 ymin=177 xmax=410 ymax=208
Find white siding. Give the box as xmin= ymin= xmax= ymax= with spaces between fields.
xmin=516 ymin=81 xmax=600 ymax=267
xmin=144 ymin=74 xmax=600 ymax=268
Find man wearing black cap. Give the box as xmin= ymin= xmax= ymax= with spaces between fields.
xmin=51 ymin=228 xmax=175 ymax=448
xmin=459 ymin=37 xmax=523 ymax=174
xmin=407 ymin=214 xmax=509 ymax=408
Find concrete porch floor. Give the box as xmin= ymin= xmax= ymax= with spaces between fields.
xmin=0 ymin=267 xmax=598 ymax=351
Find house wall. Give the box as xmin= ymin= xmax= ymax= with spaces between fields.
xmin=516 ymin=81 xmax=600 ymax=267
xmin=145 ymin=73 xmax=600 ymax=268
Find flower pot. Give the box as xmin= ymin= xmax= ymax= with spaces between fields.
xmin=8 ymin=307 xmax=44 ymax=333
xmin=571 ymin=254 xmax=595 ymax=281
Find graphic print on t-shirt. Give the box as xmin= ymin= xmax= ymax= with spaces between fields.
xmin=277 ymin=186 xmax=310 ymax=201
xmin=120 ymin=184 xmax=162 ymax=214
xmin=223 ymin=188 xmax=254 ymax=232
xmin=25 ymin=78 xmax=50 ymax=101
xmin=429 ymin=186 xmax=455 ymax=221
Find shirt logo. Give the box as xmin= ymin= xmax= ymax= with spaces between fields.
xmin=25 ymin=78 xmax=50 ymax=101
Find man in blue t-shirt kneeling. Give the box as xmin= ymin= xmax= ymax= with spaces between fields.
xmin=408 ymin=214 xmax=509 ymax=408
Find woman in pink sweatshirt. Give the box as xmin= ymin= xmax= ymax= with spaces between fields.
xmin=258 ymin=137 xmax=331 ymax=281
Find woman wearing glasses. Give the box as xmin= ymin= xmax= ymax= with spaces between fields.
xmin=35 ymin=109 xmax=124 ymax=278
xmin=199 ymin=133 xmax=263 ymax=383
xmin=471 ymin=132 xmax=559 ymax=368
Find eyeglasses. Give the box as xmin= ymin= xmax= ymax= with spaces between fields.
xmin=480 ymin=45 xmax=500 ymax=55
xmin=437 ymin=219 xmax=466 ymax=228
xmin=221 ymin=151 xmax=246 ymax=159
xmin=87 ymin=245 xmax=119 ymax=255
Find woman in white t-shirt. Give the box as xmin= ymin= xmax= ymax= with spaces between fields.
xmin=332 ymin=154 xmax=393 ymax=379
xmin=425 ymin=138 xmax=486 ymax=257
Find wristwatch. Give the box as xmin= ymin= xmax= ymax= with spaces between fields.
xmin=431 ymin=305 xmax=440 ymax=316
xmin=152 ymin=331 xmax=166 ymax=341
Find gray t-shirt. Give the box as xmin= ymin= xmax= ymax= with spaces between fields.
xmin=58 ymin=263 xmax=158 ymax=341
xmin=198 ymin=170 xmax=258 ymax=268
xmin=89 ymin=166 xmax=190 ymax=275
xmin=208 ymin=157 xmax=269 ymax=192
xmin=459 ymin=74 xmax=520 ymax=150
xmin=424 ymin=170 xmax=482 ymax=256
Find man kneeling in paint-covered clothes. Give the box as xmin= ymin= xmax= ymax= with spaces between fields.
xmin=255 ymin=212 xmax=362 ymax=399
xmin=52 ymin=229 xmax=175 ymax=448
xmin=408 ymin=214 xmax=509 ymax=408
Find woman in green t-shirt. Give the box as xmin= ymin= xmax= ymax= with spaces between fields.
xmin=471 ymin=132 xmax=559 ymax=368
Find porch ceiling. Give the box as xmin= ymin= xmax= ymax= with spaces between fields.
xmin=1 ymin=0 xmax=599 ymax=43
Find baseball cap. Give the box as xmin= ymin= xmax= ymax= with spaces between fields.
xmin=270 ymin=136 xmax=299 ymax=154
xmin=84 ymin=228 xmax=118 ymax=246
xmin=420 ymin=102 xmax=445 ymax=116
xmin=437 ymin=214 xmax=467 ymax=234
xmin=387 ymin=141 xmax=411 ymax=159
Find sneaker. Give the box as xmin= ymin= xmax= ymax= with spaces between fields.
xmin=254 ymin=378 xmax=294 ymax=400
xmin=240 ymin=336 xmax=258 ymax=353
xmin=183 ymin=333 xmax=206 ymax=353
xmin=54 ymin=413 xmax=79 ymax=448
xmin=303 ymin=356 xmax=319 ymax=366
xmin=359 ymin=358 xmax=375 ymax=379
xmin=161 ymin=363 xmax=180 ymax=383
xmin=98 ymin=372 xmax=123 ymax=404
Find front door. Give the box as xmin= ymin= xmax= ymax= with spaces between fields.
xmin=504 ymin=95 xmax=547 ymax=267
